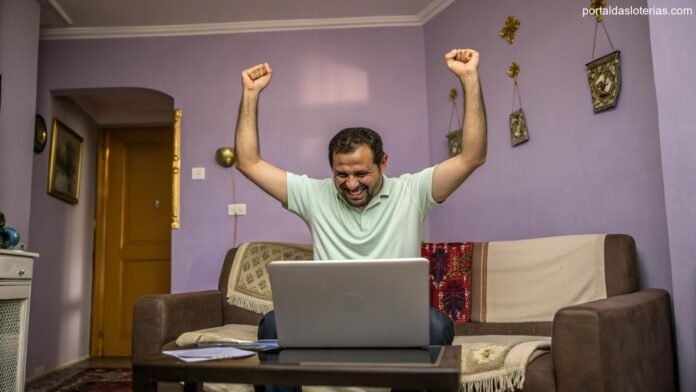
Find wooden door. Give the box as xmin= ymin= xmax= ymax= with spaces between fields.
xmin=92 ymin=128 xmax=172 ymax=356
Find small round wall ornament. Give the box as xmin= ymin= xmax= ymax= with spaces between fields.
xmin=34 ymin=114 xmax=48 ymax=153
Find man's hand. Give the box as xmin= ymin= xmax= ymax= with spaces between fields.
xmin=445 ymin=49 xmax=479 ymax=79
xmin=241 ymin=63 xmax=272 ymax=93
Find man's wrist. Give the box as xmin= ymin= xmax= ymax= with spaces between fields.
xmin=242 ymin=89 xmax=261 ymax=100
xmin=459 ymin=74 xmax=480 ymax=92
xmin=459 ymin=73 xmax=479 ymax=84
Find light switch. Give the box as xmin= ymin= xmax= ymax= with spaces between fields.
xmin=228 ymin=203 xmax=247 ymax=216
xmin=192 ymin=167 xmax=205 ymax=180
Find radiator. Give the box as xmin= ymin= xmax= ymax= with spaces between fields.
xmin=0 ymin=250 xmax=37 ymax=392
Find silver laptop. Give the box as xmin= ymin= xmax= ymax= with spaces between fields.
xmin=267 ymin=258 xmax=430 ymax=348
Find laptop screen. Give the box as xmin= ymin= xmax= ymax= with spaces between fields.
xmin=268 ymin=258 xmax=430 ymax=348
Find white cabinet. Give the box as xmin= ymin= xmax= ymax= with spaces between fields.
xmin=0 ymin=250 xmax=38 ymax=392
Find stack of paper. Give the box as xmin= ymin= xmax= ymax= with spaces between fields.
xmin=176 ymin=339 xmax=281 ymax=352
xmin=163 ymin=346 xmax=255 ymax=362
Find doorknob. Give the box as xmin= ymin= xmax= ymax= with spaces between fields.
xmin=155 ymin=200 xmax=160 ymax=208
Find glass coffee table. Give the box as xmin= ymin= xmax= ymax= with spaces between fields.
xmin=133 ymin=346 xmax=461 ymax=392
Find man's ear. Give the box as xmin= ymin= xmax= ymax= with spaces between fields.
xmin=380 ymin=153 xmax=388 ymax=172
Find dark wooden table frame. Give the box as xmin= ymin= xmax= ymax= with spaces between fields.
xmin=133 ymin=346 xmax=461 ymax=392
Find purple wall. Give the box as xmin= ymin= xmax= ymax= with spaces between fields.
xmin=23 ymin=0 xmax=694 ymax=385
xmin=648 ymin=0 xmax=696 ymax=390
xmin=28 ymin=27 xmax=429 ymax=374
xmin=0 ymin=0 xmax=40 ymax=243
xmin=27 ymin=98 xmax=98 ymax=378
xmin=423 ymin=0 xmax=672 ymax=291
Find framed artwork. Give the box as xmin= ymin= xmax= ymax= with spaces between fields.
xmin=47 ymin=119 xmax=83 ymax=204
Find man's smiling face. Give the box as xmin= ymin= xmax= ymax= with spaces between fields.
xmin=332 ymin=144 xmax=387 ymax=209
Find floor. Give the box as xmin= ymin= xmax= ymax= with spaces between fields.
xmin=25 ymin=357 xmax=132 ymax=389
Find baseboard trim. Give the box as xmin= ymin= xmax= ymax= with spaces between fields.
xmin=25 ymin=355 xmax=90 ymax=384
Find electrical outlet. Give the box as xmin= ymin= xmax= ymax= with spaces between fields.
xmin=228 ymin=203 xmax=247 ymax=216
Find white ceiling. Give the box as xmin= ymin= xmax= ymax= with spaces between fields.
xmin=40 ymin=0 xmax=455 ymax=39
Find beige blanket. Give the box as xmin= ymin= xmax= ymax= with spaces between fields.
xmin=471 ymin=234 xmax=607 ymax=322
xmin=456 ymin=335 xmax=551 ymax=392
xmin=226 ymin=242 xmax=312 ymax=314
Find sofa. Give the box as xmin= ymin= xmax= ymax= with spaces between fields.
xmin=132 ymin=234 xmax=676 ymax=391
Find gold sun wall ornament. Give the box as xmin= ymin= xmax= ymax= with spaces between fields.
xmin=507 ymin=62 xmax=520 ymax=81
xmin=500 ymin=16 xmax=521 ymax=44
xmin=589 ymin=0 xmax=608 ymax=22
xmin=507 ymin=62 xmax=529 ymax=146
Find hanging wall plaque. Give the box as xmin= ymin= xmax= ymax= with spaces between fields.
xmin=446 ymin=88 xmax=463 ymax=157
xmin=586 ymin=50 xmax=621 ymax=113
xmin=510 ymin=109 xmax=529 ymax=146
xmin=586 ymin=1 xmax=621 ymax=113
xmin=507 ymin=62 xmax=529 ymax=146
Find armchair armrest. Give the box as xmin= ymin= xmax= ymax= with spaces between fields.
xmin=552 ymin=288 xmax=676 ymax=392
xmin=132 ymin=290 xmax=224 ymax=361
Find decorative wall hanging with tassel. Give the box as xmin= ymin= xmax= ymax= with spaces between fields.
xmin=585 ymin=0 xmax=621 ymax=113
xmin=508 ymin=62 xmax=529 ymax=146
xmin=446 ymin=88 xmax=463 ymax=157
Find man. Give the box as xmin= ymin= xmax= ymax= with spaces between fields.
xmin=234 ymin=47 xmax=486 ymax=356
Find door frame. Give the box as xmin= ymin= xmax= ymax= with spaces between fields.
xmin=90 ymin=128 xmax=110 ymax=356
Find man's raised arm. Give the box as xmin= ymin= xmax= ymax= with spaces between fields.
xmin=432 ymin=49 xmax=488 ymax=203
xmin=234 ymin=63 xmax=289 ymax=204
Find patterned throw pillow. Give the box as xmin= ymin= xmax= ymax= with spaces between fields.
xmin=421 ymin=242 xmax=473 ymax=323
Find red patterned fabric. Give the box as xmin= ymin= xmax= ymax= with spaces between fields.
xmin=421 ymin=242 xmax=473 ymax=323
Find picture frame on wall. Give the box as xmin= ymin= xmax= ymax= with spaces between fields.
xmin=47 ymin=119 xmax=83 ymax=204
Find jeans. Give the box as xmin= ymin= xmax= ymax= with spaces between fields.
xmin=254 ymin=307 xmax=454 ymax=392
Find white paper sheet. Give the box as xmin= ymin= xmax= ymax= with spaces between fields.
xmin=163 ymin=346 xmax=255 ymax=362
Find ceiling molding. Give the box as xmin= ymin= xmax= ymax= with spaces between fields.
xmin=418 ymin=0 xmax=455 ymax=24
xmin=40 ymin=16 xmax=422 ymax=40
xmin=40 ymin=0 xmax=455 ymax=40
xmin=44 ymin=0 xmax=74 ymax=25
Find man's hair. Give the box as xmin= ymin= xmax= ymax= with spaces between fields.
xmin=328 ymin=127 xmax=384 ymax=167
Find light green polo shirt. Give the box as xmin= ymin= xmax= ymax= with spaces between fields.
xmin=285 ymin=167 xmax=438 ymax=260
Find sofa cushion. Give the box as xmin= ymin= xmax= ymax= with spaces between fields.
xmin=176 ymin=323 xmax=259 ymax=346
xmin=422 ymin=242 xmax=473 ymax=323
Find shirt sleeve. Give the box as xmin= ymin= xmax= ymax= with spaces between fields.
xmin=398 ymin=166 xmax=438 ymax=217
xmin=284 ymin=172 xmax=315 ymax=220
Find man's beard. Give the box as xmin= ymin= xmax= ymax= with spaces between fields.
xmin=342 ymin=185 xmax=369 ymax=207
xmin=340 ymin=175 xmax=382 ymax=208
